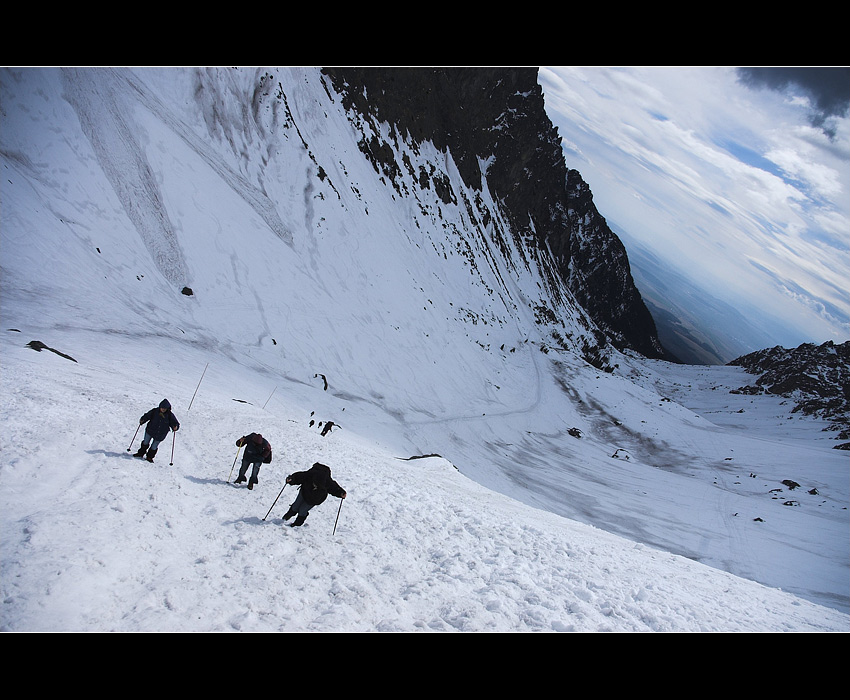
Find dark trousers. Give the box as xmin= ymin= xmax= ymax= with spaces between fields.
xmin=288 ymin=492 xmax=314 ymax=518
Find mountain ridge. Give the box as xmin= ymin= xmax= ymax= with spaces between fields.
xmin=322 ymin=67 xmax=669 ymax=362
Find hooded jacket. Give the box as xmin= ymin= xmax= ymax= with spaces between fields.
xmin=237 ymin=433 xmax=272 ymax=464
xmin=287 ymin=463 xmax=346 ymax=506
xmin=140 ymin=399 xmax=180 ymax=441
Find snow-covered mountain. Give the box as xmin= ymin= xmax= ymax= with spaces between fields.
xmin=321 ymin=67 xmax=668 ymax=362
xmin=1 ymin=66 xmax=847 ymax=631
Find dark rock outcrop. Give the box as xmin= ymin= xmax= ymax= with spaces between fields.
xmin=729 ymin=340 xmax=849 ymax=447
xmin=26 ymin=340 xmax=77 ymax=362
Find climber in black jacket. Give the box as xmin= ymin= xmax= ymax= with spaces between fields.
xmin=283 ymin=462 xmax=346 ymax=526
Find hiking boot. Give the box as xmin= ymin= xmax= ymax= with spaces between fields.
xmin=145 ymin=448 xmax=157 ymax=463
xmin=134 ymin=444 xmax=149 ymax=458
xmin=247 ymin=479 xmax=256 ymax=490
xmin=234 ymin=475 xmax=246 ymax=484
xmin=283 ymin=509 xmax=296 ymax=521
xmin=291 ymin=514 xmax=308 ymax=527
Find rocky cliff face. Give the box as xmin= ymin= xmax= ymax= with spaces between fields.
xmin=729 ymin=340 xmax=850 ymax=448
xmin=322 ymin=67 xmax=667 ymax=361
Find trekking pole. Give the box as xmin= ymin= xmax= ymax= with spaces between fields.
xmin=332 ymin=498 xmax=344 ymax=536
xmin=263 ymin=483 xmax=286 ymax=521
xmin=227 ymin=444 xmax=243 ymax=482
xmin=169 ymin=431 xmax=176 ymax=466
xmin=127 ymin=424 xmax=141 ymax=452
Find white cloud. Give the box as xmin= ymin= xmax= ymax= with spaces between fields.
xmin=539 ymin=66 xmax=850 ymax=346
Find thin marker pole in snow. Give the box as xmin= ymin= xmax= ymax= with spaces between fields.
xmin=188 ymin=363 xmax=209 ymax=412
xmin=169 ymin=431 xmax=176 ymax=466
xmin=263 ymin=483 xmax=287 ymax=521
xmin=262 ymin=386 xmax=277 ymax=409
xmin=127 ymin=424 xmax=141 ymax=452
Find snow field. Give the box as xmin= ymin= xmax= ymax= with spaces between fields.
xmin=1 ymin=330 xmax=846 ymax=632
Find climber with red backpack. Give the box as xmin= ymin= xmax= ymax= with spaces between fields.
xmin=234 ymin=432 xmax=272 ymax=490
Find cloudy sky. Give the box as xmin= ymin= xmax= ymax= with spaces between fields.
xmin=538 ymin=66 xmax=849 ymax=347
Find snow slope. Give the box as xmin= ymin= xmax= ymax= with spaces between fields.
xmin=1 ymin=329 xmax=847 ymax=632
xmin=1 ymin=66 xmax=847 ymax=631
